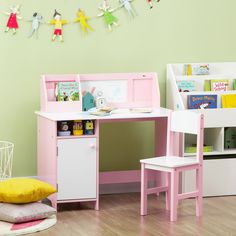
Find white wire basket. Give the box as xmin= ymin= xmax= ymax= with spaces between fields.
xmin=0 ymin=141 xmax=14 ymax=181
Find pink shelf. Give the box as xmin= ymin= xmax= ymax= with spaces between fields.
xmin=40 ymin=74 xmax=82 ymax=113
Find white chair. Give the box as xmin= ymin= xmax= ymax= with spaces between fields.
xmin=140 ymin=110 xmax=204 ymax=221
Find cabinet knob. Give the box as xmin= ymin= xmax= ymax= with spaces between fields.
xmin=90 ymin=144 xmax=96 ymax=149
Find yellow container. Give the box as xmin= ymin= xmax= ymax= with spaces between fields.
xmin=73 ymin=120 xmax=83 ymax=136
xmin=73 ymin=129 xmax=83 ymax=136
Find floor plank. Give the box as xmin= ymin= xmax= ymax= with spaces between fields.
xmin=31 ymin=193 xmax=236 ymax=236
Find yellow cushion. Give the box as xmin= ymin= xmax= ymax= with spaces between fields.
xmin=0 ymin=178 xmax=56 ymax=204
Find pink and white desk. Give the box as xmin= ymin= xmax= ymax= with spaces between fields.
xmin=36 ymin=73 xmax=170 ymax=209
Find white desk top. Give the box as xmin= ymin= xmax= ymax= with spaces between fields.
xmin=35 ymin=107 xmax=170 ymax=121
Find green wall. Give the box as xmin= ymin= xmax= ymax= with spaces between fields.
xmin=1 ymin=0 xmax=236 ymax=176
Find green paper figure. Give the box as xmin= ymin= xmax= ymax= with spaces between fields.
xmin=98 ymin=1 xmax=118 ymax=31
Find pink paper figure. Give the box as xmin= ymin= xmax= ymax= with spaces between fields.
xmin=4 ymin=5 xmax=22 ymax=34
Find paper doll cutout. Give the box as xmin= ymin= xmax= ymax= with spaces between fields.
xmin=28 ymin=12 xmax=43 ymax=38
xmin=49 ymin=10 xmax=68 ymax=42
xmin=119 ymin=0 xmax=136 ymax=18
xmin=98 ymin=1 xmax=118 ymax=31
xmin=74 ymin=9 xmax=93 ymax=35
xmin=147 ymin=0 xmax=160 ymax=9
xmin=4 ymin=5 xmax=22 ymax=34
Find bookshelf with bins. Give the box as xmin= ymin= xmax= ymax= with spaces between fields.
xmin=167 ymin=62 xmax=236 ymax=196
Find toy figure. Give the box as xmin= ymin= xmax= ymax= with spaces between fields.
xmin=84 ymin=120 xmax=95 ymax=135
xmin=28 ymin=12 xmax=43 ymax=38
xmin=73 ymin=120 xmax=83 ymax=136
xmin=98 ymin=1 xmax=118 ymax=31
xmin=74 ymin=9 xmax=93 ymax=35
xmin=4 ymin=5 xmax=22 ymax=34
xmin=95 ymin=91 xmax=107 ymax=109
xmin=147 ymin=0 xmax=160 ymax=9
xmin=120 ymin=0 xmax=136 ymax=18
xmin=49 ymin=10 xmax=68 ymax=42
xmin=82 ymin=87 xmax=95 ymax=111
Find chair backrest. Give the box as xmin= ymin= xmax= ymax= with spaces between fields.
xmin=167 ymin=110 xmax=204 ymax=164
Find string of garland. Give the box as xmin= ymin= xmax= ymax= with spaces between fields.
xmin=2 ymin=0 xmax=161 ymax=42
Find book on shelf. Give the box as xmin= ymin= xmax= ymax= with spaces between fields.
xmin=177 ymin=80 xmax=196 ymax=92
xmin=204 ymin=80 xmax=211 ymax=91
xmin=192 ymin=64 xmax=209 ymax=75
xmin=211 ymin=79 xmax=229 ymax=91
xmin=222 ymin=94 xmax=236 ymax=108
xmin=89 ymin=107 xmax=114 ymax=116
xmin=233 ymin=79 xmax=236 ymax=90
xmin=56 ymin=82 xmax=80 ymax=101
xmin=187 ymin=94 xmax=217 ymax=109
xmin=183 ymin=64 xmax=209 ymax=75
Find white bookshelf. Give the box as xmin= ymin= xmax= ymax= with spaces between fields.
xmin=167 ymin=62 xmax=236 ymax=196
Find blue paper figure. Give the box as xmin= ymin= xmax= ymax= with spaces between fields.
xmin=28 ymin=12 xmax=43 ymax=38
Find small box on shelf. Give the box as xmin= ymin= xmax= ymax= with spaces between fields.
xmin=83 ymin=120 xmax=95 ymax=135
xmin=224 ymin=127 xmax=236 ymax=149
xmin=57 ymin=121 xmax=73 ymax=136
xmin=185 ymin=145 xmax=213 ymax=153
xmin=73 ymin=120 xmax=83 ymax=136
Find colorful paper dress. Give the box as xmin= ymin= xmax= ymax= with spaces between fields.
xmin=7 ymin=13 xmax=18 ymax=29
xmin=103 ymin=10 xmax=117 ymax=25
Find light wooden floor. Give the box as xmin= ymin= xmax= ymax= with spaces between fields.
xmin=32 ymin=193 xmax=236 ymax=236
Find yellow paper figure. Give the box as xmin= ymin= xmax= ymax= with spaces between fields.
xmin=74 ymin=9 xmax=93 ymax=35
xmin=49 ymin=10 xmax=68 ymax=42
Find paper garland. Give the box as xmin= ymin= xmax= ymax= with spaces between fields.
xmin=74 ymin=9 xmax=93 ymax=35
xmin=28 ymin=13 xmax=43 ymax=38
xmin=98 ymin=1 xmax=119 ymax=31
xmin=49 ymin=10 xmax=68 ymax=42
xmin=120 ymin=0 xmax=136 ymax=18
xmin=2 ymin=0 xmax=161 ymax=41
xmin=4 ymin=5 xmax=22 ymax=34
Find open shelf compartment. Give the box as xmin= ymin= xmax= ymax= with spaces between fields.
xmin=40 ymin=74 xmax=82 ymax=113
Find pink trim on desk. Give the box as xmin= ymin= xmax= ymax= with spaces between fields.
xmin=80 ymin=72 xmax=160 ymax=108
xmin=100 ymin=169 xmax=160 ymax=184
xmin=40 ymin=73 xmax=160 ymax=113
xmin=37 ymin=116 xmax=57 ymax=208
xmin=95 ymin=120 xmax=100 ymax=210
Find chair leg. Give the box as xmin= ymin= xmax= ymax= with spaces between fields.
xmin=196 ymin=166 xmax=203 ymax=217
xmin=140 ymin=163 xmax=148 ymax=216
xmin=165 ymin=172 xmax=170 ymax=211
xmin=170 ymin=169 xmax=179 ymax=221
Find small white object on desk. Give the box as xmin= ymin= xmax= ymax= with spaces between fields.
xmin=129 ymin=107 xmax=153 ymax=113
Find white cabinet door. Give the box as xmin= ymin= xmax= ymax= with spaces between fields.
xmin=57 ymin=138 xmax=97 ymax=200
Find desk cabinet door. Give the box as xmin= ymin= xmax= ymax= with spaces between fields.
xmin=57 ymin=138 xmax=97 ymax=200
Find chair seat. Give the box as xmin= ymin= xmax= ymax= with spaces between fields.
xmin=140 ymin=156 xmax=199 ymax=168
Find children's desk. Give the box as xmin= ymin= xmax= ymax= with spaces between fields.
xmin=36 ymin=73 xmax=170 ymax=209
